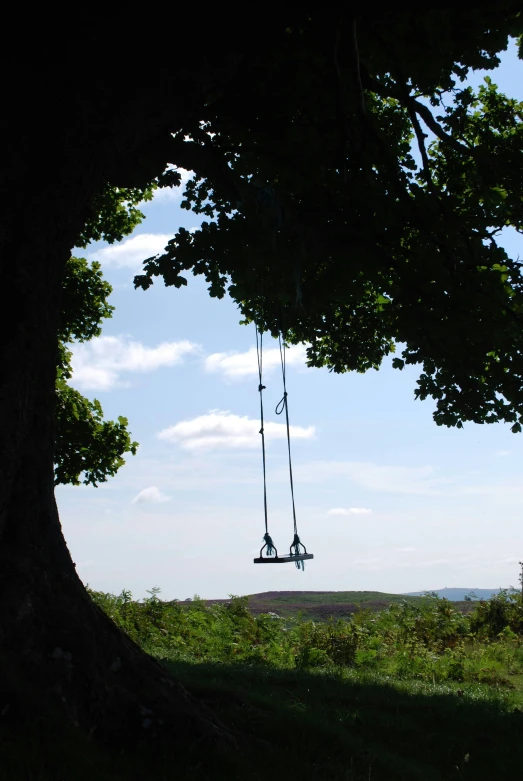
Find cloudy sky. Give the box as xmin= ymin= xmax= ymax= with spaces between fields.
xmin=57 ymin=44 xmax=523 ymax=600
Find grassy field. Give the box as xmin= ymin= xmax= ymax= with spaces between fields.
xmin=235 ymin=589 xmax=423 ymax=605
xmin=168 ymin=661 xmax=523 ymax=780
xmin=3 ymin=589 xmax=523 ymax=780
xmin=92 ymin=589 xmax=523 ymax=685
xmin=4 ymin=661 xmax=523 ymax=780
xmin=206 ymin=590 xmax=442 ymax=621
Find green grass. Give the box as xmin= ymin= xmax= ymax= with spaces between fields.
xmin=90 ymin=589 xmax=523 ymax=687
xmin=3 ymin=662 xmax=522 ymax=780
xmin=168 ymin=661 xmax=523 ymax=780
xmin=3 ymin=589 xmax=523 ymax=780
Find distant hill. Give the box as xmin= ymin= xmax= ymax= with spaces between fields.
xmin=202 ymin=588 xmax=511 ymax=620
xmin=403 ymin=587 xmax=506 ymax=601
xmin=206 ymin=590 xmax=425 ymax=621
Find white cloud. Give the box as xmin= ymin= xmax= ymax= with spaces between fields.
xmin=418 ymin=558 xmax=450 ymax=567
xmin=496 ymin=450 xmax=511 ymax=457
xmin=294 ymin=460 xmax=447 ymax=495
xmin=350 ymin=558 xmax=382 ymax=569
xmin=204 ymin=345 xmax=308 ymax=381
xmin=396 ymin=547 xmax=416 ymax=553
xmin=71 ymin=335 xmax=198 ymax=390
xmin=327 ymin=507 xmax=372 ymax=516
xmin=158 ymin=409 xmax=315 ymax=452
xmin=89 ymin=233 xmax=172 ymax=270
xmin=150 ymin=167 xmax=193 ymax=203
xmin=132 ymin=486 xmax=170 ymax=504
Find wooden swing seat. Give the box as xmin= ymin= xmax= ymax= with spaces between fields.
xmin=254 ymin=553 xmax=314 ymax=564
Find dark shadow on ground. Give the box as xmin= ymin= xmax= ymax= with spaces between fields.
xmin=2 ymin=660 xmax=521 ymax=780
xmin=167 ymin=660 xmax=523 ymax=781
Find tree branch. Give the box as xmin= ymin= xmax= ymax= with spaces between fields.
xmin=349 ymin=18 xmax=366 ymax=117
xmin=164 ymin=136 xmax=242 ymax=205
xmin=403 ymin=95 xmax=433 ymax=187
xmin=412 ymin=112 xmax=432 ymax=182
xmin=410 ymin=99 xmax=472 ymax=156
xmin=360 ymin=69 xmax=473 ymax=157
xmin=333 ymin=22 xmax=349 ymax=182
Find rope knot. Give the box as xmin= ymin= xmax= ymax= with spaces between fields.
xmin=291 ymin=534 xmax=305 ymax=570
xmin=263 ymin=532 xmax=276 ymax=556
xmin=292 ymin=533 xmax=302 ymax=551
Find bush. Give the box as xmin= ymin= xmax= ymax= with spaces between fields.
xmin=87 ymin=587 xmax=523 ymax=688
xmin=469 ymin=590 xmax=523 ymax=637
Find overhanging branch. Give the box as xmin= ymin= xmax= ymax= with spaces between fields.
xmin=361 ymin=69 xmax=474 ymax=158
xmin=411 ymin=99 xmax=472 ymax=156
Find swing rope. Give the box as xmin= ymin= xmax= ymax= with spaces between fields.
xmin=275 ymin=333 xmax=305 ymax=570
xmin=256 ymin=324 xmax=276 ymax=556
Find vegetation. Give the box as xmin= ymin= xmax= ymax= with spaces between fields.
xmin=54 ymin=184 xmax=155 ymax=485
xmin=90 ymin=588 xmax=523 ymax=689
xmin=55 ymin=256 xmax=138 ymax=486
xmin=136 ymin=12 xmax=523 ymax=432
xmin=3 ymin=10 xmax=523 ymax=773
xmin=5 ymin=589 xmax=523 ymax=780
xmin=216 ymin=590 xmax=430 ymax=621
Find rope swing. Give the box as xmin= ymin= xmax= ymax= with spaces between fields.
xmin=253 ymin=325 xmax=313 ymax=568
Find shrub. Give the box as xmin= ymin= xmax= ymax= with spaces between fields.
xmin=87 ymin=587 xmax=523 ymax=688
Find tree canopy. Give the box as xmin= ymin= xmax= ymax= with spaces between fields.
xmin=3 ymin=7 xmax=523 ymax=762
xmin=53 ymin=183 xmax=155 ymax=486
xmin=134 ymin=10 xmax=523 ymax=431
xmin=53 ymin=183 xmax=153 ymax=487
xmin=54 ymin=256 xmax=138 ymax=486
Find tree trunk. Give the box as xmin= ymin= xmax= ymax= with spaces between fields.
xmin=0 ymin=47 xmax=234 ymax=749
xmin=0 ymin=14 xmax=290 ymax=750
xmin=0 ymin=208 xmax=225 ymax=750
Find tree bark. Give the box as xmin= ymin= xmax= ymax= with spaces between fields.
xmin=0 ymin=178 xmax=225 ymax=749
xmin=0 ymin=11 xmax=312 ymax=748
xmin=0 ymin=32 xmax=243 ymax=747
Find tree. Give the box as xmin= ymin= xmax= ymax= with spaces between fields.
xmin=1 ymin=9 xmax=522 ymax=752
xmin=55 ymin=256 xmax=138 ymax=487
xmin=52 ymin=184 xmax=152 ymax=484
xmin=136 ymin=15 xmax=523 ymax=432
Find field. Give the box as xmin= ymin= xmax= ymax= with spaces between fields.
xmin=205 ymin=589 xmax=475 ymax=621
xmin=3 ymin=588 xmax=523 ymax=780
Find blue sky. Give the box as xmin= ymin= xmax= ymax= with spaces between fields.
xmin=57 ymin=43 xmax=523 ymax=600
